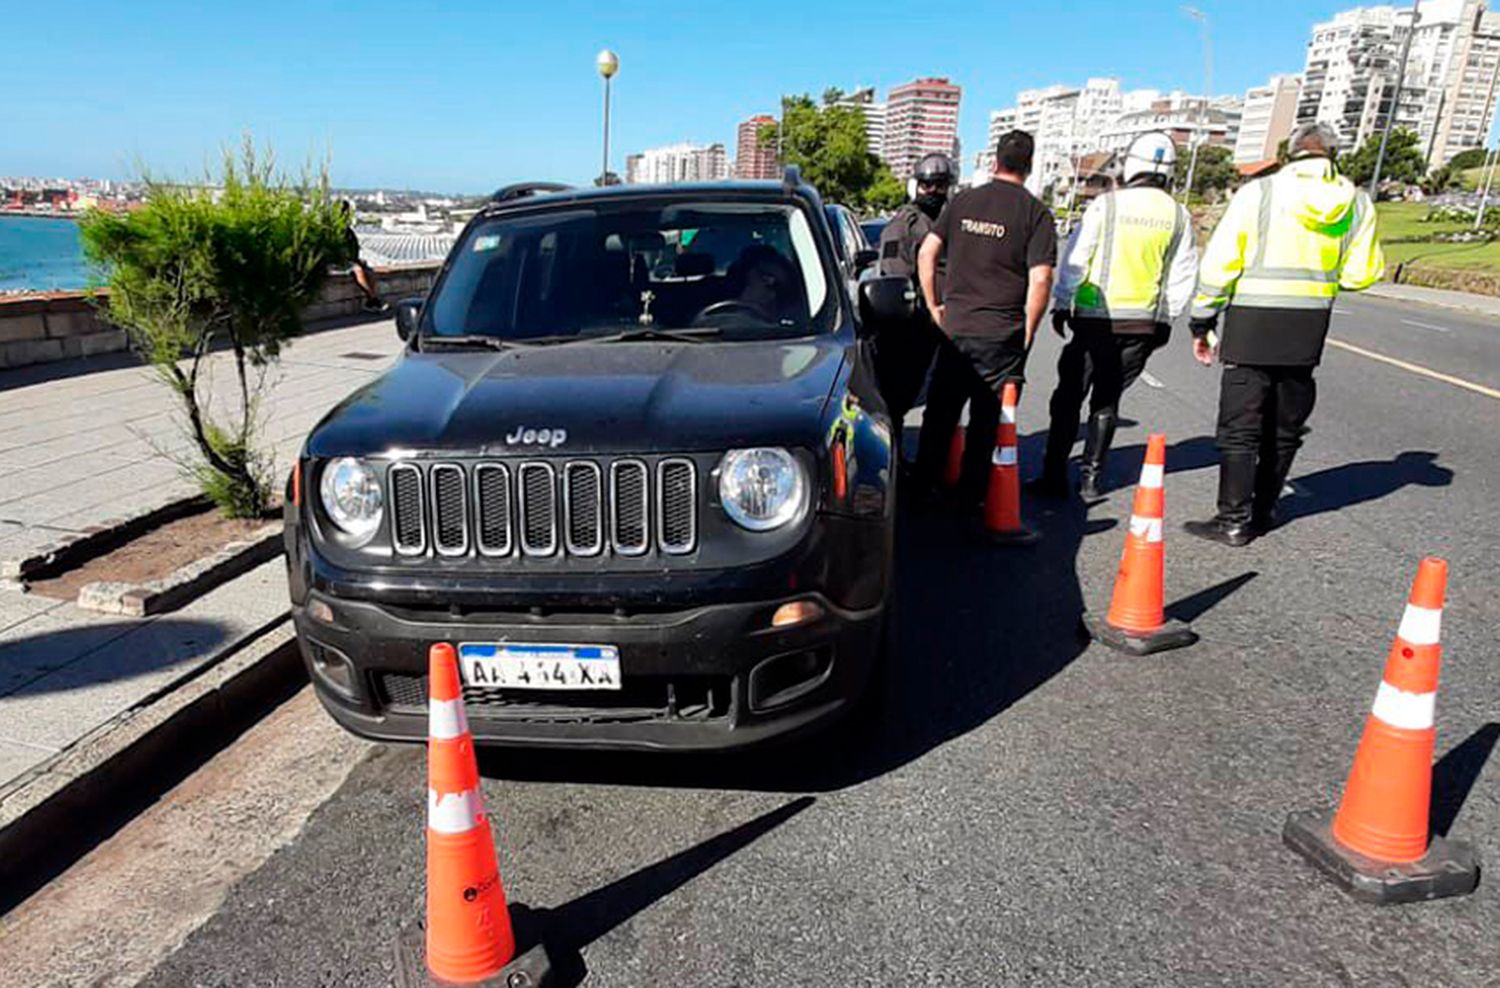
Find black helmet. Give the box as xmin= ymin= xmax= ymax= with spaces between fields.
xmin=914 ymin=153 xmax=956 ymax=187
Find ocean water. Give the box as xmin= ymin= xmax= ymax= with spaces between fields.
xmin=0 ymin=216 xmax=92 ymax=292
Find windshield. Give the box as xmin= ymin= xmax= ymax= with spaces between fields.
xmin=423 ymin=201 xmax=833 ymax=342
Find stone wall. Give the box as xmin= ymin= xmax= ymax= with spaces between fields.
xmin=0 ymin=263 xmax=441 ymax=370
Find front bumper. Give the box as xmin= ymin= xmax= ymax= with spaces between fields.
xmin=294 ymin=588 xmax=882 ymax=751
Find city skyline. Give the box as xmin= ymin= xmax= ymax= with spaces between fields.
xmin=6 ymin=0 xmax=1500 ymax=194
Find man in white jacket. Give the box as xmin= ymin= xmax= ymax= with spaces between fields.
xmin=1029 ymin=132 xmax=1199 ymax=499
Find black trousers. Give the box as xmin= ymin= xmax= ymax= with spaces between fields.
xmin=916 ymin=331 xmax=1030 ymax=501
xmin=1215 ymin=363 xmax=1318 ymax=522
xmin=1047 ymin=322 xmax=1161 ymax=445
xmin=873 ymin=312 xmax=942 ymax=425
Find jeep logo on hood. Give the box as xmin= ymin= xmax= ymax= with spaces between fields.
xmin=506 ymin=426 xmax=568 ymax=448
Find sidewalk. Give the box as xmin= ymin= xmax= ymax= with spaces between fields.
xmin=0 ymin=318 xmax=402 ymax=568
xmin=0 ymin=318 xmax=401 ymax=792
xmin=1366 ymin=280 xmax=1500 ymax=318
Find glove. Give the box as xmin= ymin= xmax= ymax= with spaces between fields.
xmin=1189 ymin=316 xmax=1219 ymax=340
xmin=1051 ymin=310 xmax=1070 ymax=338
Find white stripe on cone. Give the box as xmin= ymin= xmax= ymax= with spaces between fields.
xmin=993 ymin=446 xmax=1017 ymax=466
xmin=429 ymin=697 xmax=470 ymax=741
xmin=429 ymin=787 xmax=486 ymax=834
xmin=1001 ymin=405 xmax=1017 ymax=424
xmin=1138 ymin=463 xmax=1164 ymax=489
xmin=1371 ymin=681 xmax=1437 ymax=731
xmin=1129 ymin=514 xmax=1163 ymax=543
xmin=1396 ymin=604 xmax=1442 ymax=646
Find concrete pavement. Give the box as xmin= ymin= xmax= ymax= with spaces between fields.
xmin=4 ymin=293 xmax=1497 ymax=985
xmin=0 ymin=317 xmax=402 ymax=568
xmin=130 ymin=297 xmax=1500 ymax=984
xmin=0 ymin=318 xmax=401 ymax=791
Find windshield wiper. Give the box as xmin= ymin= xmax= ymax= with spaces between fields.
xmin=583 ymin=327 xmax=723 ymax=344
xmin=418 ymin=334 xmax=533 ymax=352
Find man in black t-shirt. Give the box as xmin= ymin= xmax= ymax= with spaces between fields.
xmin=914 ymin=130 xmax=1057 ymax=506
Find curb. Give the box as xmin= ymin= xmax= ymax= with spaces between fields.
xmin=1366 ymin=283 xmax=1500 ymax=318
xmin=1 ymin=495 xmax=207 ymax=581
xmin=76 ymin=523 xmax=283 ymax=616
xmin=0 ymin=617 xmax=307 ymax=912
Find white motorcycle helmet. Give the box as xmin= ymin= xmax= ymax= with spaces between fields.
xmin=1122 ymin=132 xmax=1177 ymax=184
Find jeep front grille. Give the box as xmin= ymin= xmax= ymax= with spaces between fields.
xmin=383 ymin=458 xmax=697 ymax=561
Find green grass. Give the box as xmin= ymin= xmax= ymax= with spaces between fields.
xmin=1383 ymin=238 xmax=1500 ymax=271
xmin=1374 ymin=201 xmax=1470 ymax=239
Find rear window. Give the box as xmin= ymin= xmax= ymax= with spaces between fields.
xmin=425 ymin=201 xmax=833 ymax=341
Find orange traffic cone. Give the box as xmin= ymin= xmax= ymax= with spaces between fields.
xmin=981 ymin=382 xmax=1038 ymax=546
xmin=1082 ymin=434 xmax=1196 ymax=654
xmin=1284 ymin=559 xmax=1479 ymax=904
xmin=425 ymin=643 xmax=516 ymax=984
xmin=942 ymin=423 xmax=965 ymax=488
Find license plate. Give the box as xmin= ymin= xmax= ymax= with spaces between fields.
xmin=457 ymin=643 xmax=621 ymax=691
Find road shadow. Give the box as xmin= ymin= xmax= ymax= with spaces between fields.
xmin=1278 ymin=451 xmax=1452 ymax=528
xmin=393 ymin=797 xmax=814 ymax=988
xmin=0 ymin=617 xmax=235 ymax=699
xmin=481 ymin=463 xmax=1100 ymax=794
xmin=1090 ymin=435 xmax=1220 ymax=495
xmin=1431 ymin=722 xmax=1499 ymax=838
xmin=1166 ymin=571 xmax=1259 ymax=624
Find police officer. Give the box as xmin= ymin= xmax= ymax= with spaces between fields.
xmin=1029 ymin=132 xmax=1198 ymax=499
xmin=1184 ymin=121 xmax=1385 ymax=546
xmin=873 ymin=152 xmax=955 ymax=425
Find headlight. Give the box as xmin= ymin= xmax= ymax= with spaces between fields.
xmin=718 ymin=448 xmax=808 ymax=531
xmin=319 ymin=457 xmax=383 ymax=540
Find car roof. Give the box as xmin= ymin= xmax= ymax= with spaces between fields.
xmin=482 ymin=180 xmax=804 ymax=212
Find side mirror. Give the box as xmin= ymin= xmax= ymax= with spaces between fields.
xmin=858 ymin=276 xmax=917 ymax=330
xmin=853 ymin=248 xmax=879 ymax=273
xmin=394 ymin=298 xmax=423 ymax=341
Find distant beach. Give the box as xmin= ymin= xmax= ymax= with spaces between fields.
xmin=0 ymin=215 xmax=93 ymax=293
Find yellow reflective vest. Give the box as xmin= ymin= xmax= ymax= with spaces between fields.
xmin=1055 ymin=186 xmax=1198 ymax=329
xmin=1192 ymin=157 xmax=1384 ymax=365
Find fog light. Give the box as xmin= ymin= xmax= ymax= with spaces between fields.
xmin=771 ymin=600 xmax=824 ymax=628
xmin=307 ymin=599 xmax=335 ymax=624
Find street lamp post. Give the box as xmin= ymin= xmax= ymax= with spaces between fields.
xmin=1370 ymin=1 xmax=1421 ymax=197
xmin=1181 ymin=7 xmax=1212 ymax=203
xmin=596 ymin=49 xmax=620 ymax=186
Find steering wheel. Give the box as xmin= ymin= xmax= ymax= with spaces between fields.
xmin=691 ymin=299 xmax=773 ymax=325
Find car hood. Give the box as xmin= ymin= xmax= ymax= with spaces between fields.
xmin=306 ymin=337 xmax=848 ymax=458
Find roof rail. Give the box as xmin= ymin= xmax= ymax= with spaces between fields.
xmin=781 ymin=165 xmax=803 ymax=191
xmin=489 ymin=181 xmax=573 ymax=203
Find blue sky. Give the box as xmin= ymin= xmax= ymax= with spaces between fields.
xmin=3 ymin=1 xmax=1487 ymax=192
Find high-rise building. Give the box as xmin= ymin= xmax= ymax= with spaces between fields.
xmin=1298 ymin=1 xmax=1500 ymax=163
xmin=988 ymin=78 xmax=1127 ymax=194
xmin=1235 ymin=74 xmax=1303 ymax=165
xmin=882 ymin=77 xmax=962 ymax=178
xmin=1419 ymin=0 xmax=1500 ymax=163
xmin=735 ymin=115 xmax=779 ymax=180
xmin=973 ymin=107 xmax=1019 ymax=178
xmin=1096 ymin=94 xmax=1235 ymax=155
xmin=830 ymin=87 xmax=888 ymax=159
xmin=626 ymin=143 xmax=730 ymax=185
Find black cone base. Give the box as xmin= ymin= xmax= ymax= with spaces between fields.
xmin=1282 ymin=810 xmax=1480 ymax=905
xmin=395 ymin=911 xmax=556 ymax=988
xmin=1081 ymin=612 xmax=1197 ymax=655
xmin=980 ymin=524 xmax=1041 ymax=546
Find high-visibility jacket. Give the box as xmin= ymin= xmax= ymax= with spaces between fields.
xmin=1054 ymin=185 xmax=1198 ymax=333
xmin=1191 ymin=157 xmax=1384 ymax=366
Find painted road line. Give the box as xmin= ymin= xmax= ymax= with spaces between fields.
xmin=1326 ymin=338 xmax=1500 ymax=400
xmin=1140 ymin=371 xmax=1165 ymax=389
xmin=1400 ymin=318 xmax=1452 ymax=333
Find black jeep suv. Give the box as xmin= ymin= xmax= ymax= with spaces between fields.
xmin=285 ymin=170 xmax=914 ymax=750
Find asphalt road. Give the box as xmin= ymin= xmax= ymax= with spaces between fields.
xmin=20 ymin=294 xmax=1500 ymax=986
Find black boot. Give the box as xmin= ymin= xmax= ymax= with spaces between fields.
xmin=1025 ymin=410 xmax=1077 ymax=499
xmin=1077 ymin=410 xmax=1117 ymax=500
xmin=1252 ymin=449 xmax=1297 ymax=534
xmin=1184 ymin=452 xmax=1258 ymax=547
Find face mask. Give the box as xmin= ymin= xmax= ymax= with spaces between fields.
xmin=916 ymin=192 xmax=946 ymax=219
